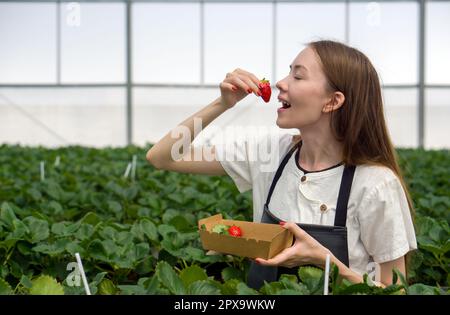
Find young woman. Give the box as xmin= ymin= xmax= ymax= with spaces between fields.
xmin=146 ymin=40 xmax=417 ymax=289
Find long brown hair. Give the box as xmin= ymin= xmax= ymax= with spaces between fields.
xmin=306 ymin=40 xmax=415 ymax=276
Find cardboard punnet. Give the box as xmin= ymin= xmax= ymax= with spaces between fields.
xmin=198 ymin=214 xmax=293 ymax=260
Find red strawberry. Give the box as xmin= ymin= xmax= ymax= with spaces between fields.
xmin=258 ymin=78 xmax=271 ymax=103
xmin=228 ymin=225 xmax=242 ymax=237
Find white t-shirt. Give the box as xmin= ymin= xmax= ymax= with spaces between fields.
xmin=215 ymin=129 xmax=417 ymax=276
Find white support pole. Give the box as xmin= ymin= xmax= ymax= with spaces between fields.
xmin=54 ymin=155 xmax=60 ymax=167
xmin=324 ymin=253 xmax=331 ymax=295
xmin=131 ymin=155 xmax=137 ymax=181
xmin=123 ymin=162 xmax=132 ymax=178
xmin=40 ymin=161 xmax=45 ymax=182
xmin=75 ymin=253 xmax=91 ymax=295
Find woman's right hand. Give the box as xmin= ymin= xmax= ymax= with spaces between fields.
xmin=219 ymin=68 xmax=263 ymax=109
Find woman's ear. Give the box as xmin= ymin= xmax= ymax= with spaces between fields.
xmin=323 ymin=91 xmax=345 ymax=113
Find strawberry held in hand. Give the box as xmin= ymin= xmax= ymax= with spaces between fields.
xmin=228 ymin=225 xmax=242 ymax=237
xmin=258 ymin=78 xmax=271 ymax=103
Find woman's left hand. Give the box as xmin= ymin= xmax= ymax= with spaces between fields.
xmin=255 ymin=222 xmax=331 ymax=268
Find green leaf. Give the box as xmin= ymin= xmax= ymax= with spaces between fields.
xmin=279 ymin=274 xmax=310 ymax=294
xmin=167 ymin=193 xmax=184 ymax=204
xmin=393 ymin=268 xmax=409 ymax=290
xmin=125 ymin=185 xmax=139 ymax=201
xmin=260 ymin=281 xmax=284 ymax=295
xmin=23 ymin=216 xmax=49 ymax=243
xmin=30 ymin=275 xmax=64 ymax=295
xmin=33 ymin=239 xmax=71 ymax=256
xmin=135 ymin=256 xmax=154 ymax=275
xmin=420 ymin=243 xmax=445 ymax=256
xmin=169 ymin=215 xmax=192 ymax=232
xmin=86 ymin=239 xmax=109 ymax=261
xmin=298 ymin=266 xmax=324 ymax=294
xmin=47 ymin=201 xmax=63 ymax=214
xmin=88 ymin=272 xmax=108 ymax=295
xmin=179 ymin=265 xmax=208 ymax=288
xmin=26 ymin=188 xmax=42 ymax=201
xmin=336 ymin=282 xmax=373 ymax=295
xmin=44 ymin=181 xmax=62 ymax=200
xmin=134 ymin=242 xmax=150 ymax=262
xmin=143 ymin=275 xmax=161 ymax=294
xmin=0 ymin=202 xmax=18 ymax=228
xmin=75 ymin=224 xmax=95 ymax=241
xmin=429 ymin=224 xmax=446 ymax=243
xmin=155 ymin=261 xmax=186 ymax=295
xmin=183 ymin=246 xmax=224 ymax=263
xmin=0 ymin=265 xmax=8 ymax=279
xmin=51 ymin=221 xmax=80 ymax=237
xmin=0 ymin=278 xmax=13 ymax=295
xmin=212 ymin=224 xmax=230 ymax=234
xmin=188 ymin=280 xmax=221 ymax=295
xmin=117 ymin=285 xmax=147 ymax=295
xmin=236 ymin=282 xmax=260 ymax=295
xmin=277 ymin=289 xmax=306 ymax=295
xmin=20 ymin=275 xmax=33 ymax=289
xmin=221 ymin=279 xmax=241 ymax=295
xmin=382 ymin=284 xmax=404 ymax=295
xmin=391 ymin=269 xmax=398 ymax=286
xmin=408 ymin=284 xmax=440 ymax=295
xmin=157 ymin=224 xmax=178 ymax=238
xmin=330 ymin=264 xmax=341 ymax=294
xmin=221 ymin=266 xmax=244 ymax=282
xmin=107 ymin=201 xmax=122 ymax=213
xmin=140 ymin=219 xmax=158 ymax=242
xmin=9 ymin=219 xmax=29 ymax=239
xmin=79 ymin=212 xmax=101 ymax=226
xmin=98 ymin=279 xmax=118 ymax=295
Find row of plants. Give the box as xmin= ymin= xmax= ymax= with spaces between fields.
xmin=0 ymin=144 xmax=448 ymax=294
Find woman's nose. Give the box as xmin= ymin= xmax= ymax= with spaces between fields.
xmin=276 ymin=79 xmax=286 ymax=91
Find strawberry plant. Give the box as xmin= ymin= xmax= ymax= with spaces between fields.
xmin=0 ymin=144 xmax=448 ymax=294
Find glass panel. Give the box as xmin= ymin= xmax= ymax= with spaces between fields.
xmin=60 ymin=3 xmax=125 ymax=83
xmin=276 ymin=2 xmax=346 ymax=82
xmin=204 ymin=3 xmax=272 ymax=84
xmin=349 ymin=2 xmax=418 ymax=85
xmin=426 ymin=2 xmax=450 ymax=84
xmin=0 ymin=3 xmax=56 ymax=83
xmin=133 ymin=87 xmax=280 ymax=146
xmin=133 ymin=3 xmax=200 ymax=84
xmin=425 ymin=88 xmax=450 ymax=149
xmin=383 ymin=88 xmax=418 ymax=148
xmin=0 ymin=88 xmax=126 ymax=147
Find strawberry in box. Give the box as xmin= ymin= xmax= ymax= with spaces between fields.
xmin=198 ymin=214 xmax=292 ymax=259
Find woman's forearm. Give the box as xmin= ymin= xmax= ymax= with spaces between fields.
xmin=146 ymin=96 xmax=229 ymax=167
xmin=330 ymin=254 xmax=364 ymax=284
xmin=316 ymin=251 xmax=386 ymax=288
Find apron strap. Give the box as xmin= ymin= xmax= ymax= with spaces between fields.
xmin=264 ymin=141 xmax=300 ymax=206
xmin=334 ymin=164 xmax=356 ymax=227
xmin=264 ymin=140 xmax=356 ymax=228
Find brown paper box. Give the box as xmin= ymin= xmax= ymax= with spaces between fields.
xmin=198 ymin=214 xmax=293 ymax=260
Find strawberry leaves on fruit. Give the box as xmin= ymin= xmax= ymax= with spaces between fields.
xmin=212 ymin=224 xmax=230 ymax=235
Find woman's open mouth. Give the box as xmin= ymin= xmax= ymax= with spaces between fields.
xmin=277 ymin=101 xmax=291 ymax=113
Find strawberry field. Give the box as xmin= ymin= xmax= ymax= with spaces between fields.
xmin=0 ymin=144 xmax=448 ymax=295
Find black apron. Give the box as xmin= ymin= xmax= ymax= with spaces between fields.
xmin=247 ymin=141 xmax=356 ymax=290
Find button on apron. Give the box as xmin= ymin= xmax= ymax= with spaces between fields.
xmin=300 ymin=175 xmax=307 ymax=182
xmin=320 ymin=204 xmax=327 ymax=212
